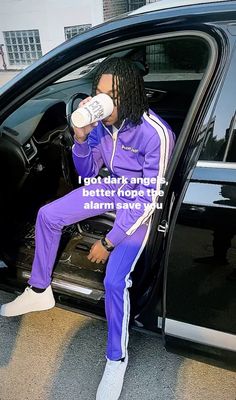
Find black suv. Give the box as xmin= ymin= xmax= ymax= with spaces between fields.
xmin=0 ymin=0 xmax=235 ymax=371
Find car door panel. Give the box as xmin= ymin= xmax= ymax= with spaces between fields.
xmin=165 ymin=165 xmax=236 ymax=334
xmin=164 ymin=165 xmax=236 ymax=370
xmin=164 ymin=41 xmax=236 ymax=368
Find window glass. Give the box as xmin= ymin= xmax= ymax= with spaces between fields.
xmin=146 ymin=38 xmax=208 ymax=75
xmin=128 ymin=0 xmax=145 ymax=11
xmin=199 ymin=49 xmax=236 ymax=162
xmin=3 ymin=36 xmax=210 ymax=141
xmin=3 ymin=30 xmax=42 ymax=65
xmin=55 ymin=58 xmax=106 ymax=82
xmin=64 ymin=25 xmax=92 ymax=40
xmin=143 ymin=37 xmax=209 ymax=135
xmin=56 ymin=37 xmax=208 ymax=83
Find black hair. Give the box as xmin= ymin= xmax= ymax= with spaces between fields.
xmin=91 ymin=57 xmax=149 ymax=127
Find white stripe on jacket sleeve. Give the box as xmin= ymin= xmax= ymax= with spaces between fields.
xmin=125 ymin=112 xmax=171 ymax=236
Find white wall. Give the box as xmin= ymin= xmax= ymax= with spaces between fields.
xmin=0 ymin=0 xmax=104 ymax=69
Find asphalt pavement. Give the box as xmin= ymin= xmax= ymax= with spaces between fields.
xmin=0 ymin=289 xmax=235 ymax=400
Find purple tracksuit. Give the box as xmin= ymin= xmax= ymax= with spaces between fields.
xmin=28 ymin=109 xmax=175 ymax=361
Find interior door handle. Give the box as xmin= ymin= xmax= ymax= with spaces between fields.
xmin=145 ymin=88 xmax=168 ymax=99
xmin=75 ymin=243 xmax=90 ymax=252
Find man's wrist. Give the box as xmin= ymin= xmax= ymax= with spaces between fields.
xmin=105 ymin=237 xmax=114 ymax=247
xmin=101 ymin=236 xmax=115 ymax=251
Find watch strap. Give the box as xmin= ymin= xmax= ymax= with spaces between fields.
xmin=101 ymin=237 xmax=114 ymax=252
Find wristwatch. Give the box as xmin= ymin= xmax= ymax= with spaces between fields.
xmin=101 ymin=237 xmax=115 ymax=252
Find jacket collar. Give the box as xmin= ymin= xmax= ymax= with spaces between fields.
xmin=101 ymin=119 xmax=133 ymax=135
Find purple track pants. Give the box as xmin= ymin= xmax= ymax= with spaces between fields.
xmin=28 ymin=180 xmax=151 ymax=361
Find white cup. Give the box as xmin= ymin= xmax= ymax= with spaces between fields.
xmin=71 ymin=93 xmax=114 ymax=128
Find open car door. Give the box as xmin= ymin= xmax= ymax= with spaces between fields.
xmin=163 ymin=45 xmax=236 ymax=371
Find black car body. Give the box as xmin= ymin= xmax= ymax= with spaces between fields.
xmin=0 ymin=0 xmax=235 ymax=371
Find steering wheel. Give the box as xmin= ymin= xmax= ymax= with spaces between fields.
xmin=66 ymin=92 xmax=89 ymax=135
xmin=54 ymin=92 xmax=88 ymax=186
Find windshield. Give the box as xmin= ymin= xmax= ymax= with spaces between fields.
xmin=55 ymin=58 xmax=106 ymax=83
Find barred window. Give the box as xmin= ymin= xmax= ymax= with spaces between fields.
xmin=146 ymin=39 xmax=208 ymax=73
xmin=64 ymin=25 xmax=92 ymax=40
xmin=128 ymin=0 xmax=145 ymax=11
xmin=3 ymin=30 xmax=42 ymax=65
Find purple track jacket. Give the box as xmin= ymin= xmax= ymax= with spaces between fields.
xmin=72 ymin=109 xmax=176 ymax=246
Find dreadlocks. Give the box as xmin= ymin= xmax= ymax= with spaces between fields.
xmin=92 ymin=57 xmax=149 ymax=127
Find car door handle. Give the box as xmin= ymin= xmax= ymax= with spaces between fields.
xmin=157 ymin=192 xmax=175 ymax=237
xmin=158 ymin=220 xmax=169 ymax=233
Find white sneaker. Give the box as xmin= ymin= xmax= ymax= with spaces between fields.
xmin=96 ymin=354 xmax=128 ymax=400
xmin=0 ymin=285 xmax=55 ymax=317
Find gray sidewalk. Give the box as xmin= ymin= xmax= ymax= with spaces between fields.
xmin=0 ymin=70 xmax=20 ymax=86
xmin=0 ymin=289 xmax=235 ymax=400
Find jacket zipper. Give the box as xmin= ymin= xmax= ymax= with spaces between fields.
xmin=101 ymin=120 xmax=126 ymax=174
xmin=110 ymin=130 xmax=118 ymax=173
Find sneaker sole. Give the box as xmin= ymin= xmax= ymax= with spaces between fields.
xmin=0 ymin=300 xmax=56 ymax=317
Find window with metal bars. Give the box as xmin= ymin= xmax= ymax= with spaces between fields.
xmin=127 ymin=0 xmax=146 ymax=11
xmin=3 ymin=29 xmax=42 ymax=65
xmin=64 ymin=25 xmax=92 ymax=40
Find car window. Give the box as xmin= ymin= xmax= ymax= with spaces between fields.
xmin=1 ymin=35 xmax=210 ymax=140
xmin=56 ymin=58 xmax=106 ymax=82
xmin=56 ymin=37 xmax=208 ymax=84
xmin=199 ymin=47 xmax=236 ymax=163
xmin=55 ymin=49 xmax=137 ymax=83
xmin=143 ymin=37 xmax=209 ymax=136
xmin=145 ymin=37 xmax=208 ymax=79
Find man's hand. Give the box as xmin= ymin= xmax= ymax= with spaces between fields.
xmin=87 ymin=240 xmax=110 ymax=264
xmin=73 ymin=96 xmax=98 ymax=143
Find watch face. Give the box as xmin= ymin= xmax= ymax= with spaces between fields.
xmin=102 ymin=238 xmax=113 ymax=251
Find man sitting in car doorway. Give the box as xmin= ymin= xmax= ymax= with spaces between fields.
xmin=0 ymin=57 xmax=176 ymax=400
